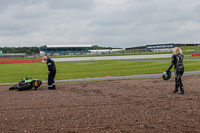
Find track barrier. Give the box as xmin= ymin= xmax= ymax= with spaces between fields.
xmin=192 ymin=53 xmax=200 ymax=56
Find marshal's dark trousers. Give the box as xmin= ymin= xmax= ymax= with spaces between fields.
xmin=48 ymin=71 xmax=56 ymax=90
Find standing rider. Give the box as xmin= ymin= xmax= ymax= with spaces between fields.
xmin=167 ymin=47 xmax=185 ymax=94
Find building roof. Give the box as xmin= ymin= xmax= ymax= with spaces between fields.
xmin=43 ymin=44 xmax=92 ymax=48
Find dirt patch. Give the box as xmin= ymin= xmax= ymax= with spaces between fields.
xmin=0 ymin=76 xmax=200 ymax=133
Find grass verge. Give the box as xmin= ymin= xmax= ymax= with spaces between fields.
xmin=0 ymin=60 xmax=200 ymax=83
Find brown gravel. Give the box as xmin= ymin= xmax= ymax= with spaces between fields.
xmin=0 ymin=76 xmax=200 ymax=133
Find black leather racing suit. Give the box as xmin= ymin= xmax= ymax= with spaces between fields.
xmin=167 ymin=53 xmax=184 ymax=93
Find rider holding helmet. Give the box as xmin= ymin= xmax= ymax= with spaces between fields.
xmin=166 ymin=47 xmax=185 ymax=94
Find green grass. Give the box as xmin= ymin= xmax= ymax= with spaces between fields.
xmin=0 ymin=60 xmax=200 ymax=83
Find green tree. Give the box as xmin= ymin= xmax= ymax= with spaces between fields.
xmin=26 ymin=50 xmax=33 ymax=55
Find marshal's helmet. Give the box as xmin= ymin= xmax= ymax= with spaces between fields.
xmin=163 ymin=70 xmax=171 ymax=80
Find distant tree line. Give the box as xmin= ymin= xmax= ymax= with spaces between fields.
xmin=0 ymin=45 xmax=120 ymax=55
xmin=0 ymin=47 xmax=40 ymax=55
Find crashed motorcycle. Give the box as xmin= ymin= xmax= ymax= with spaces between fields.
xmin=9 ymin=77 xmax=42 ymax=91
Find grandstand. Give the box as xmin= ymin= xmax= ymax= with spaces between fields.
xmin=125 ymin=43 xmax=200 ymax=52
xmin=40 ymin=44 xmax=92 ymax=56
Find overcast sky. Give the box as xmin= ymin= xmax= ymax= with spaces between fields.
xmin=0 ymin=0 xmax=200 ymax=48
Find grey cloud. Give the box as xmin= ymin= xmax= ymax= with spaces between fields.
xmin=46 ymin=0 xmax=94 ymax=10
xmin=0 ymin=0 xmax=42 ymax=11
xmin=0 ymin=0 xmax=200 ymax=48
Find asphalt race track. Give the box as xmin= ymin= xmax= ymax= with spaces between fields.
xmin=51 ymin=54 xmax=172 ymax=62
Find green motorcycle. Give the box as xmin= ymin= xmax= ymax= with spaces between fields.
xmin=9 ymin=77 xmax=42 ymax=91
